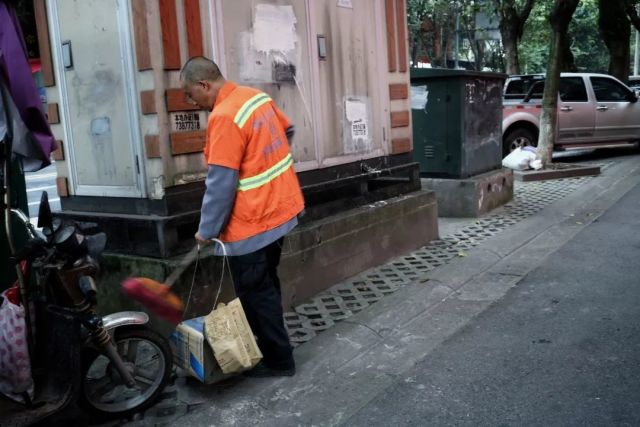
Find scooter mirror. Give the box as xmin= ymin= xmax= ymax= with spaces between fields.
xmin=86 ymin=232 xmax=107 ymax=259
xmin=37 ymin=191 xmax=54 ymax=230
xmin=54 ymin=225 xmax=87 ymax=258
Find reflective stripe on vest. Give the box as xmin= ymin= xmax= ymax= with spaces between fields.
xmin=234 ymin=93 xmax=272 ymax=128
xmin=238 ymin=153 xmax=294 ymax=192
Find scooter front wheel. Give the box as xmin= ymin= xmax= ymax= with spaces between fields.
xmin=78 ymin=326 xmax=172 ymax=419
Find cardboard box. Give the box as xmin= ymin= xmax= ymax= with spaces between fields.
xmin=170 ymin=317 xmax=231 ymax=384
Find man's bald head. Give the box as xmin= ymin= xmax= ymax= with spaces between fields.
xmin=180 ymin=57 xmax=225 ymax=110
xmin=180 ymin=56 xmax=224 ymax=84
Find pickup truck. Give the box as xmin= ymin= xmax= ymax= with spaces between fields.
xmin=502 ymin=73 xmax=640 ymax=155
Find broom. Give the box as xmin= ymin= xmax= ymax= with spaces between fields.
xmin=121 ymin=245 xmax=201 ymax=324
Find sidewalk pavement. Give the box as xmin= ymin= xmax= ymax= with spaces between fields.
xmin=346 ymin=159 xmax=640 ymax=425
xmin=56 ymin=150 xmax=640 ymax=427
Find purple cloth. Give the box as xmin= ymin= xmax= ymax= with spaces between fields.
xmin=0 ymin=0 xmax=56 ymax=171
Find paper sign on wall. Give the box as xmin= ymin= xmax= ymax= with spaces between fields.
xmin=351 ymin=120 xmax=368 ymax=139
xmin=337 ymin=0 xmax=353 ymax=8
xmin=345 ymin=98 xmax=368 ymax=141
xmin=171 ymin=112 xmax=203 ymax=132
xmin=343 ymin=97 xmax=370 ymax=154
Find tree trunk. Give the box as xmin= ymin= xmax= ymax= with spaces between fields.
xmin=474 ymin=39 xmax=486 ymax=71
xmin=411 ymin=32 xmax=420 ymax=65
xmin=626 ymin=0 xmax=640 ymax=32
xmin=560 ymin=34 xmax=577 ymax=72
xmin=502 ymin=32 xmax=521 ymax=74
xmin=434 ymin=26 xmax=444 ymax=67
xmin=608 ymin=42 xmax=630 ymax=81
xmin=493 ymin=0 xmax=536 ymax=74
xmin=538 ymin=0 xmax=581 ymax=166
xmin=599 ymin=0 xmax=630 ymax=81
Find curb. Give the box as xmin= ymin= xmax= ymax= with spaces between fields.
xmin=514 ymin=163 xmax=601 ymax=181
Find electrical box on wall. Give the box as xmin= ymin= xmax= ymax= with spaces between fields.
xmin=273 ymin=62 xmax=296 ymax=83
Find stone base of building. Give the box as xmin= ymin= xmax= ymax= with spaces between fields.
xmin=56 ymin=155 xmax=422 ymax=258
xmin=422 ymin=168 xmax=513 ymax=217
xmin=94 ymin=189 xmax=439 ymax=321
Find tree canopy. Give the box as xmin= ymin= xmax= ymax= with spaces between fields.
xmin=407 ymin=0 xmax=640 ymax=78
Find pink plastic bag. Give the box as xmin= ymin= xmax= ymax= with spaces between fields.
xmin=0 ymin=288 xmax=34 ymax=403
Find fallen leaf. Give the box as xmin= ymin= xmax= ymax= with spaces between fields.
xmin=458 ymin=251 xmax=467 ymax=257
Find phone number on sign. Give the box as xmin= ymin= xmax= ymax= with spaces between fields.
xmin=174 ymin=112 xmax=201 ymax=131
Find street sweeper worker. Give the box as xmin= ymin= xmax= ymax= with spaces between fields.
xmin=180 ymin=56 xmax=304 ymax=377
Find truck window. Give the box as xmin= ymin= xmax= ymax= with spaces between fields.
xmin=504 ymin=76 xmax=545 ymax=99
xmin=528 ymin=81 xmax=544 ymax=99
xmin=559 ymin=77 xmax=588 ymax=102
xmin=505 ymin=80 xmax=524 ymax=95
xmin=590 ymin=77 xmax=632 ymax=102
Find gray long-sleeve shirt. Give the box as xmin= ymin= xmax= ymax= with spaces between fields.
xmin=197 ymin=164 xmax=298 ymax=256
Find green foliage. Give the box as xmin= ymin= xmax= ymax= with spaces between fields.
xmin=407 ymin=0 xmax=502 ymax=70
xmin=520 ymin=0 xmax=609 ymax=73
xmin=570 ymin=0 xmax=609 ymax=73
xmin=406 ymin=0 xmax=455 ymax=66
xmin=407 ymin=0 xmax=639 ymax=74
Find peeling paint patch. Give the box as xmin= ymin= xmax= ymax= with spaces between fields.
xmin=237 ymin=5 xmax=300 ymax=84
xmin=253 ymin=4 xmax=297 ymax=53
xmin=465 ymin=82 xmax=477 ymax=104
xmin=90 ymin=117 xmax=111 ymax=136
xmin=151 ymin=175 xmax=165 ymax=200
xmin=411 ymin=85 xmax=429 ymax=110
xmin=174 ymin=171 xmax=207 ymax=185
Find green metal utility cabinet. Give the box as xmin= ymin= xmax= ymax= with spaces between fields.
xmin=410 ymin=69 xmax=506 ymax=178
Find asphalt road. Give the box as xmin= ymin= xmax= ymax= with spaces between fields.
xmin=346 ymin=182 xmax=640 ymax=426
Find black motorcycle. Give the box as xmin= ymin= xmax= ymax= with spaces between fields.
xmin=1 ymin=145 xmax=172 ymax=425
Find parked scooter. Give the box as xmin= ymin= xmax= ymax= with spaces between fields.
xmin=1 ymin=143 xmax=172 ymax=425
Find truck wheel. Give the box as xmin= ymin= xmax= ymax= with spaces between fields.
xmin=503 ymin=128 xmax=537 ymax=156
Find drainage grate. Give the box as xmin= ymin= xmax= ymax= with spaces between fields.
xmin=284 ymin=174 xmax=597 ymax=346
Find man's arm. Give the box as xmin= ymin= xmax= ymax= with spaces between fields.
xmin=196 ymin=165 xmax=239 ymax=243
xmin=272 ymin=104 xmax=295 ymax=144
xmin=285 ymin=125 xmax=295 ymax=143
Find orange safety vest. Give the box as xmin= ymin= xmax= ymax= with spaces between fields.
xmin=204 ymin=82 xmax=305 ymax=243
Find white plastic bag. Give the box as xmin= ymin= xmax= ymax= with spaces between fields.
xmin=502 ymin=147 xmax=538 ymax=171
xmin=0 ymin=289 xmax=34 ymax=403
xmin=529 ymin=159 xmax=543 ymax=170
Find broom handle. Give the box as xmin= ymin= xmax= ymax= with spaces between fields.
xmin=165 ymin=245 xmax=201 ymax=288
xmin=165 ymin=239 xmax=228 ymax=289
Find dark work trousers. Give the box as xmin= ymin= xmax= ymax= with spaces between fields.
xmin=228 ymin=238 xmax=294 ymax=370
